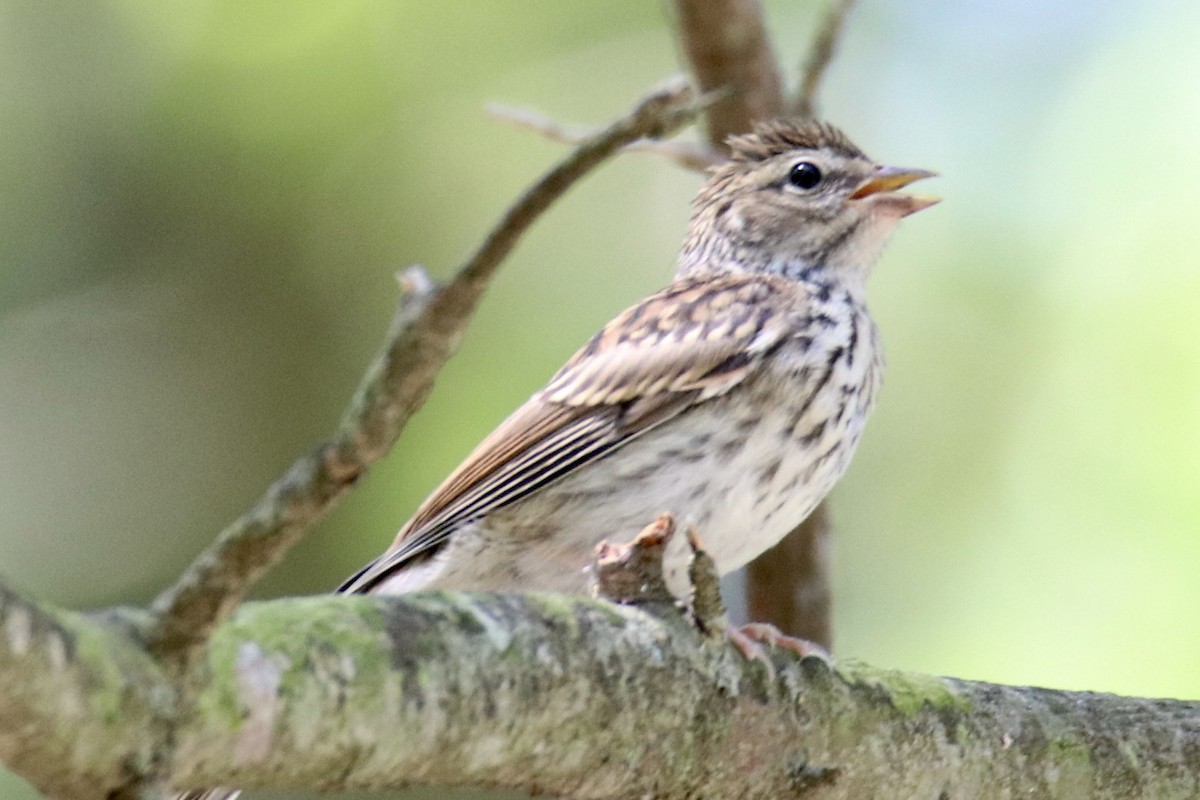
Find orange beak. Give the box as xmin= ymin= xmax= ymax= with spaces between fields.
xmin=851 ymin=166 xmax=939 ymax=216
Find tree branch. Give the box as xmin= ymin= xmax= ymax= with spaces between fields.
xmin=158 ymin=593 xmax=1200 ymax=798
xmin=144 ymin=78 xmax=705 ymax=668
xmin=5 ymin=566 xmax=1200 ymax=799
xmin=669 ymin=0 xmax=784 ymax=145
xmin=0 ymin=582 xmax=172 ymax=800
xmin=794 ymin=0 xmax=859 ymax=119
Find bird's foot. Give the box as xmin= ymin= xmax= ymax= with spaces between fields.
xmin=728 ymin=622 xmax=830 ymax=662
xmin=596 ymin=518 xmax=831 ymax=675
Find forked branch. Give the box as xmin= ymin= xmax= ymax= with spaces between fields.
xmin=145 ymin=78 xmax=706 ymax=667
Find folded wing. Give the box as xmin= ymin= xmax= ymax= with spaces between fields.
xmin=339 ymin=272 xmax=806 ymax=593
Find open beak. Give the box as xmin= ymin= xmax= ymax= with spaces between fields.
xmin=851 ymin=166 xmax=939 ymax=216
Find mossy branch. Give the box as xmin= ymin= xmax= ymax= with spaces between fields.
xmin=5 ymin=575 xmax=1198 ymax=799
xmin=0 ymin=583 xmax=172 ymax=800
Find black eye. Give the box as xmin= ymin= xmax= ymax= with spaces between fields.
xmin=787 ymin=161 xmax=822 ymax=190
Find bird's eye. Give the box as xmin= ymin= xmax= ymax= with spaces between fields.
xmin=787 ymin=161 xmax=822 ymax=190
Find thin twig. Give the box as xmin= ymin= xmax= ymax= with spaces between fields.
xmin=670 ymin=0 xmax=785 ymax=146
xmin=462 ymin=77 xmax=703 ymax=286
xmin=486 ymin=103 xmax=594 ymax=144
xmin=144 ymin=78 xmax=705 ymax=667
xmin=487 ymin=103 xmax=724 ymax=173
xmin=794 ymin=0 xmax=858 ymax=119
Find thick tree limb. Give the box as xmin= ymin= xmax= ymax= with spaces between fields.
xmin=172 ymin=595 xmax=1200 ymax=798
xmin=144 ymin=78 xmax=705 ymax=668
xmin=5 ymin=569 xmax=1199 ymax=799
xmin=7 ymin=576 xmax=1194 ymax=800
xmin=670 ymin=0 xmax=785 ymax=145
xmin=0 ymin=583 xmax=172 ymax=800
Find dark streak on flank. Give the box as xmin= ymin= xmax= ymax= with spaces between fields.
xmin=845 ymin=302 xmax=859 ymax=367
xmin=796 ymin=419 xmax=827 ymax=447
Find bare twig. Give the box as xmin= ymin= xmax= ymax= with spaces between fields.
xmin=460 ymin=77 xmax=702 ymax=287
xmin=488 ymin=102 xmax=724 ymax=173
xmin=794 ymin=0 xmax=859 ymax=118
xmin=145 ymin=78 xmax=705 ymax=667
xmin=486 ymin=103 xmax=593 ymax=144
xmin=670 ymin=0 xmax=785 ymax=146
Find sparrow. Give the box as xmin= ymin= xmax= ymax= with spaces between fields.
xmin=341 ymin=118 xmax=936 ymax=599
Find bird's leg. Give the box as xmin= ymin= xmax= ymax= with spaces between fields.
xmin=594 ymin=518 xmax=830 ymax=671
xmin=685 ymin=526 xmax=829 ymax=670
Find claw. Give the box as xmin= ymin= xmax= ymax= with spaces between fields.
xmin=725 ymin=625 xmax=777 ymax=679
xmin=738 ymin=622 xmax=830 ymax=661
xmin=726 ymin=622 xmax=830 ymax=679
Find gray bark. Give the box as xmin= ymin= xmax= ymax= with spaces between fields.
xmin=4 ymin=580 xmax=1198 ymax=799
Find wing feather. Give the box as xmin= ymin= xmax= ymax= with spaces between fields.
xmin=339 ymin=273 xmax=806 ymax=593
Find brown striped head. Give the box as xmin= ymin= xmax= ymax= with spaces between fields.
xmin=678 ymin=119 xmax=937 ymax=283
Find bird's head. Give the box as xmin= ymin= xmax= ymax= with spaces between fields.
xmin=679 ymin=119 xmax=937 ymax=283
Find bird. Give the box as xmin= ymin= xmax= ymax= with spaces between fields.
xmin=172 ymin=119 xmax=934 ymax=800
xmin=341 ymin=118 xmax=935 ymax=600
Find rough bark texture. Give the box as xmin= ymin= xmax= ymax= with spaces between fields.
xmin=5 ymin=579 xmax=1198 ymax=799
xmin=0 ymin=585 xmax=172 ymax=800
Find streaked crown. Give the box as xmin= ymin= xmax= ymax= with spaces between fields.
xmin=727 ymin=119 xmax=866 ymax=163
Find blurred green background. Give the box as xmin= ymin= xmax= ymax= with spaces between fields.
xmin=2 ymin=1 xmax=1198 ymax=797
